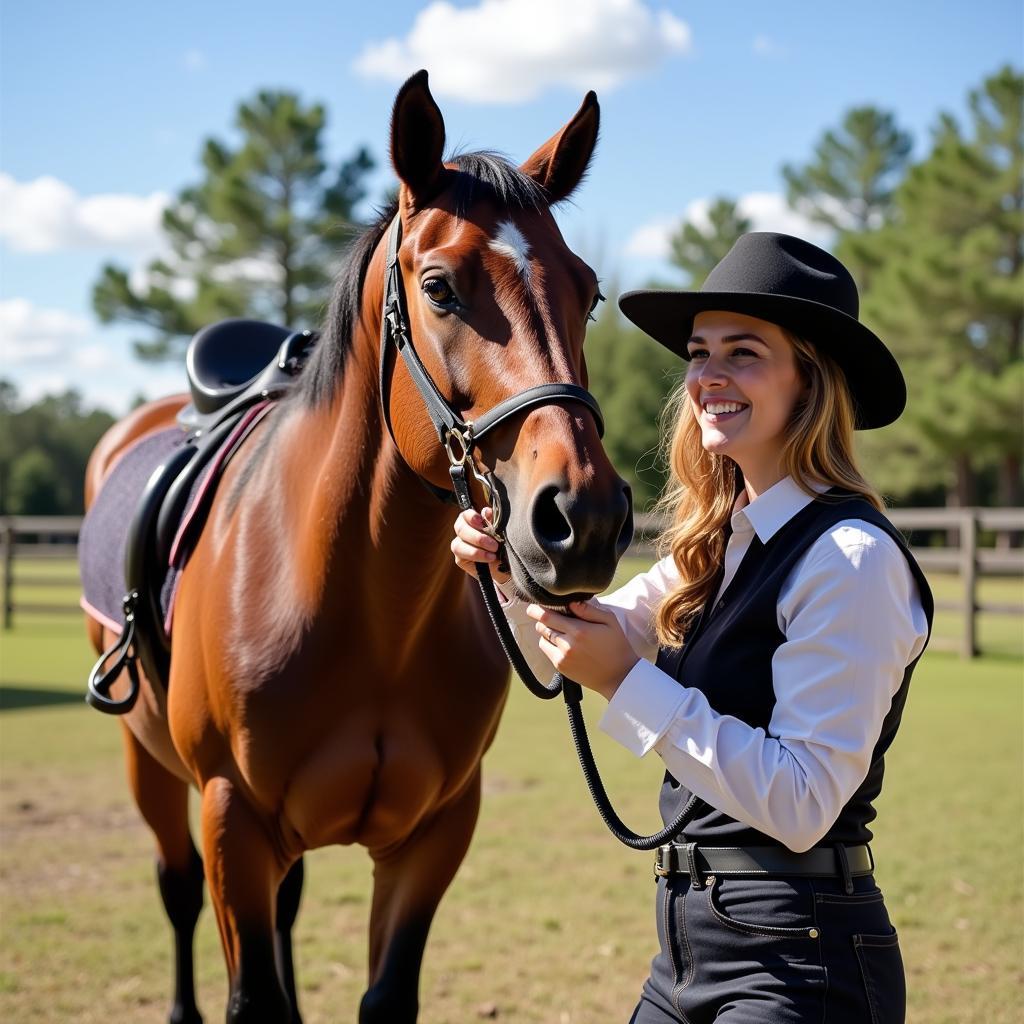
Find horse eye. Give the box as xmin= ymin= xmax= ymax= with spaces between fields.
xmin=423 ymin=278 xmax=455 ymax=305
xmin=586 ymin=289 xmax=605 ymax=323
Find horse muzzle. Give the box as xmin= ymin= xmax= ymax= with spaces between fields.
xmin=500 ymin=474 xmax=633 ymax=606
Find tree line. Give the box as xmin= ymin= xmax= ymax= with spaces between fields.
xmin=4 ymin=67 xmax=1019 ymax=515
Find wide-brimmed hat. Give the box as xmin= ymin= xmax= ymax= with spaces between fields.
xmin=619 ymin=232 xmax=905 ymax=429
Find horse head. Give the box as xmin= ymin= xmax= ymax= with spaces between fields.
xmin=382 ymin=71 xmax=633 ymax=607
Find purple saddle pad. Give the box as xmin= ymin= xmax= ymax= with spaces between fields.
xmin=78 ymin=427 xmax=188 ymax=634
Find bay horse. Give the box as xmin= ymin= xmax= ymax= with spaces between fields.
xmin=82 ymin=70 xmax=632 ymax=1022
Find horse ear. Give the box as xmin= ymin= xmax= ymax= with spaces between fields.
xmin=390 ymin=70 xmax=446 ymax=207
xmin=520 ymin=91 xmax=600 ymax=204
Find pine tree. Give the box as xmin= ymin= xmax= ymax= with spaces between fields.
xmin=93 ymin=91 xmax=374 ymax=361
xmin=667 ymin=199 xmax=751 ymax=287
xmin=782 ymin=106 xmax=913 ymax=233
xmin=584 ymin=291 xmax=682 ymax=509
xmin=852 ymin=67 xmax=1023 ymax=508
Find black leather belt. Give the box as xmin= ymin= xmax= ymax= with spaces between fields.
xmin=654 ymin=842 xmax=874 ymax=885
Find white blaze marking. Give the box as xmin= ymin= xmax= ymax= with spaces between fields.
xmin=489 ymin=219 xmax=533 ymax=285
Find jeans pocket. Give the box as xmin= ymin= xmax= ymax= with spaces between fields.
xmin=853 ymin=930 xmax=906 ymax=1024
xmin=705 ymin=875 xmax=821 ymax=940
xmin=815 ymin=887 xmax=885 ymax=907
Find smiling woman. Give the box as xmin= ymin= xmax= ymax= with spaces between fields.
xmin=453 ymin=231 xmax=935 ymax=1023
xmin=684 ymin=312 xmax=807 ymax=493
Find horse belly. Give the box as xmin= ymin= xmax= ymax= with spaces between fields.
xmin=284 ymin=717 xmax=450 ymax=852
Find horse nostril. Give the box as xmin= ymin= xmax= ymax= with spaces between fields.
xmin=531 ymin=484 xmax=572 ymax=549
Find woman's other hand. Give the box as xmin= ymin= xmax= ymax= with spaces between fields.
xmin=527 ymin=599 xmax=639 ymax=701
xmin=451 ymin=507 xmax=512 ymax=586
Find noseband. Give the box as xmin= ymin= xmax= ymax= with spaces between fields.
xmin=377 ymin=215 xmax=604 ymax=536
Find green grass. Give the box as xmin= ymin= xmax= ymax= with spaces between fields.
xmin=0 ymin=565 xmax=1022 ymax=1022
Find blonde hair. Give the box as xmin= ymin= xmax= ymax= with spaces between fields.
xmin=653 ymin=328 xmax=885 ymax=648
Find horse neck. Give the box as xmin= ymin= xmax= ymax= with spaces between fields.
xmin=276 ymin=273 xmax=465 ymax=624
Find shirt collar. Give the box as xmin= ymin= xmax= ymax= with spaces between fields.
xmin=731 ymin=475 xmax=830 ymax=544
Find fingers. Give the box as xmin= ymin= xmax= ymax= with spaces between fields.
xmin=535 ymin=620 xmax=568 ymax=649
xmin=567 ymin=599 xmax=614 ymax=623
xmin=454 ymin=508 xmax=499 ymax=548
xmin=452 ymin=507 xmax=511 ymax=585
xmin=526 ymin=604 xmax=573 ymax=629
xmin=451 ymin=508 xmax=498 ymax=565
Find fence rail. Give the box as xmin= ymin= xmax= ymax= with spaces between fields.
xmin=1 ymin=517 xmax=83 ymax=630
xmin=2 ymin=509 xmax=1022 ymax=658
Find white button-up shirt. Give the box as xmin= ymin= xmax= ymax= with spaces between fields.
xmin=499 ymin=475 xmax=930 ymax=852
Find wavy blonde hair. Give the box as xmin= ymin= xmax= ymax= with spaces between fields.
xmin=653 ymin=328 xmax=885 ymax=648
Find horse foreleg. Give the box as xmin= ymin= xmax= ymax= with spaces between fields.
xmin=121 ymin=723 xmax=205 ymax=1024
xmin=200 ymin=775 xmax=292 ymax=1023
xmin=274 ymin=857 xmax=304 ymax=1023
xmin=359 ymin=770 xmax=482 ymax=1024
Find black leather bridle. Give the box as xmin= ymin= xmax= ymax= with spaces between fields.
xmin=376 ymin=214 xmax=703 ymax=851
xmin=377 ymin=214 xmax=605 ymax=536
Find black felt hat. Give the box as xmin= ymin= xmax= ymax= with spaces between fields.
xmin=619 ymin=232 xmax=905 ymax=429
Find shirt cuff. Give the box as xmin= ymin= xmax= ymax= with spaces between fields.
xmin=598 ymin=659 xmax=686 ymax=757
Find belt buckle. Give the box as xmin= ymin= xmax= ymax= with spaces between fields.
xmin=653 ymin=844 xmax=673 ymax=878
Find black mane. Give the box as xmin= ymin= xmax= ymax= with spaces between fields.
xmin=293 ymin=152 xmax=545 ymax=409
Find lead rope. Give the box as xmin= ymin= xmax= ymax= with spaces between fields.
xmin=448 ymin=460 xmax=701 ymax=851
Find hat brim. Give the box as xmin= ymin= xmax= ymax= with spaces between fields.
xmin=618 ymin=289 xmax=905 ymax=430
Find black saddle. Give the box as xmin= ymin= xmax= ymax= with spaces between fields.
xmin=86 ymin=318 xmax=318 ymax=714
xmin=178 ymin=318 xmax=317 ymax=430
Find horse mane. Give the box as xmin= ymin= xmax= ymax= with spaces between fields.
xmin=294 ymin=152 xmax=546 ymax=409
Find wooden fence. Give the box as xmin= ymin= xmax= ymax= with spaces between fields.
xmin=2 ymin=509 xmax=1022 ymax=658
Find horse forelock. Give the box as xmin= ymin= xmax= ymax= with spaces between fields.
xmin=446 ymin=152 xmax=546 ymax=216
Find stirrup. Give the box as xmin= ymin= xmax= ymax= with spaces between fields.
xmin=86 ymin=591 xmax=141 ymax=715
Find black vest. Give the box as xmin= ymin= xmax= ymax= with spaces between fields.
xmin=656 ymin=489 xmax=934 ymax=847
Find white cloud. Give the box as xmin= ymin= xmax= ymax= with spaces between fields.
xmin=0 ymin=173 xmax=169 ymax=253
xmin=127 ymin=263 xmax=198 ymax=303
xmin=353 ymin=0 xmax=691 ymax=103
xmin=0 ymin=298 xmax=91 ymax=363
xmin=210 ymin=256 xmax=283 ymax=286
xmin=733 ymin=192 xmax=835 ymax=243
xmin=73 ymin=344 xmax=116 ymax=371
xmin=624 ymin=192 xmax=835 ymax=261
xmin=623 ymin=216 xmax=682 ymax=259
xmin=16 ymin=373 xmax=73 ymax=404
xmin=0 ymin=299 xmax=188 ymax=413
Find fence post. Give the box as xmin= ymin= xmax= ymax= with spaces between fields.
xmin=2 ymin=520 xmax=14 ymax=631
xmin=960 ymin=509 xmax=978 ymax=659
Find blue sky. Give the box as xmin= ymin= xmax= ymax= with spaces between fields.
xmin=2 ymin=0 xmax=1020 ymax=412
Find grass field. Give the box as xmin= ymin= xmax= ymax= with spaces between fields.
xmin=0 ymin=562 xmax=1021 ymax=1022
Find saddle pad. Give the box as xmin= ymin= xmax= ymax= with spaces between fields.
xmin=78 ymin=427 xmax=187 ymax=634
xmin=79 ymin=401 xmax=275 ymax=640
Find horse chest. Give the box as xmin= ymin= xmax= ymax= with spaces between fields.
xmin=282 ymin=702 xmax=495 ymax=852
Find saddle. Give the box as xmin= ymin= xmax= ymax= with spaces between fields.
xmin=84 ymin=319 xmax=318 ymax=714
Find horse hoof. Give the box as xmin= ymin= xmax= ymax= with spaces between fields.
xmin=169 ymin=1006 xmax=203 ymax=1024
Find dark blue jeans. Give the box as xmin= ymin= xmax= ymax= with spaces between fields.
xmin=629 ymin=872 xmax=904 ymax=1023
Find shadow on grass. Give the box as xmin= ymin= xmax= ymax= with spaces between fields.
xmin=0 ymin=685 xmax=84 ymax=711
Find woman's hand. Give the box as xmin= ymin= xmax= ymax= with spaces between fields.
xmin=527 ymin=600 xmax=639 ymax=701
xmin=451 ymin=507 xmax=512 ymax=585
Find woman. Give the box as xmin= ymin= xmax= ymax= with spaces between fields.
xmin=452 ymin=233 xmax=933 ymax=1023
